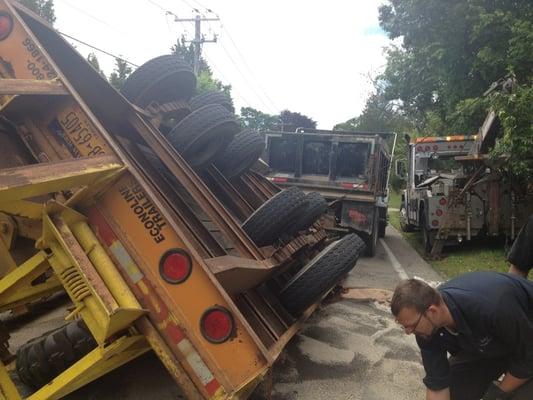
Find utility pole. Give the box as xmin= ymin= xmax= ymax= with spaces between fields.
xmin=175 ymin=14 xmax=219 ymax=74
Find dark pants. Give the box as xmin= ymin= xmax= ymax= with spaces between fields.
xmin=507 ymin=215 xmax=533 ymax=274
xmin=450 ymin=354 xmax=533 ymax=400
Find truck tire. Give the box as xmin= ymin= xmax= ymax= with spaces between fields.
xmin=364 ymin=211 xmax=379 ymax=257
xmin=189 ymin=90 xmax=233 ymax=112
xmin=399 ymin=203 xmax=415 ymax=232
xmin=242 ymin=187 xmax=307 ymax=247
xmin=279 ymin=233 xmax=366 ymax=316
xmin=166 ymin=104 xmax=240 ymax=168
xmin=378 ymin=221 xmax=386 ymax=238
xmin=16 ymin=320 xmax=96 ymax=388
xmin=214 ymin=130 xmax=265 ymax=178
xmin=121 ymin=55 xmax=196 ymax=107
xmin=287 ymin=192 xmax=328 ymax=235
xmin=421 ymin=214 xmax=433 ymax=253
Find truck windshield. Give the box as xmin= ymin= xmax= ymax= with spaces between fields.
xmin=416 ymin=155 xmax=463 ymax=174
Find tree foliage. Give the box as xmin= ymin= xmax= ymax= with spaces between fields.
xmin=377 ymin=0 xmax=533 ymax=135
xmin=240 ymin=107 xmax=278 ymax=131
xmin=86 ymin=53 xmax=106 ymax=78
xmin=279 ymin=110 xmax=316 ymax=131
xmin=108 ymin=58 xmax=132 ymax=90
xmin=19 ymin=0 xmax=56 ymax=24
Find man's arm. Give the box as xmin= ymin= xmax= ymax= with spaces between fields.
xmin=499 ymin=373 xmax=529 ymax=393
xmin=427 ymin=388 xmax=450 ymax=400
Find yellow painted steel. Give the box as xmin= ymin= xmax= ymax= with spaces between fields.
xmin=70 ymin=219 xmax=141 ymax=310
xmin=0 ymin=251 xmax=61 ymax=313
xmin=97 ymin=176 xmax=268 ymax=388
xmin=26 ymin=334 xmax=150 ymax=400
xmin=42 ymin=213 xmax=144 ymax=343
xmin=0 ymin=362 xmax=21 ymax=400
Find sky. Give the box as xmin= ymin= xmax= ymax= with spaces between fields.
xmin=53 ymin=0 xmax=391 ymax=129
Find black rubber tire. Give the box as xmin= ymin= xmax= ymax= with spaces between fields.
xmin=214 ymin=130 xmax=265 ymax=178
xmin=287 ymin=192 xmax=328 ymax=235
xmin=399 ymin=203 xmax=415 ymax=232
xmin=242 ymin=187 xmax=308 ymax=247
xmin=378 ymin=220 xmax=386 ymax=238
xmin=16 ymin=320 xmax=96 ymax=388
xmin=421 ymin=214 xmax=433 ymax=253
xmin=364 ymin=211 xmax=379 ymax=257
xmin=279 ymin=233 xmax=366 ymax=316
xmin=166 ymin=104 xmax=240 ymax=168
xmin=121 ymin=55 xmax=196 ymax=107
xmin=189 ymin=90 xmax=233 ymax=112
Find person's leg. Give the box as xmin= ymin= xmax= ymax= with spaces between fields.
xmin=449 ymin=354 xmax=507 ymax=400
xmin=508 ymin=215 xmax=533 ymax=278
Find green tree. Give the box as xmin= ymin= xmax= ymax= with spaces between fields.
xmin=239 ymin=107 xmax=278 ymax=131
xmin=19 ymin=0 xmax=56 ymax=24
xmin=109 ymin=58 xmax=132 ymax=90
xmin=86 ymin=53 xmax=106 ymax=78
xmin=279 ymin=110 xmax=316 ymax=131
xmin=378 ymin=0 xmax=533 ymax=134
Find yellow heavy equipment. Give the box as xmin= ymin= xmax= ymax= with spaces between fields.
xmin=0 ymin=1 xmax=366 ymax=399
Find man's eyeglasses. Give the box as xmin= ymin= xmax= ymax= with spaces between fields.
xmin=398 ymin=311 xmax=425 ymax=333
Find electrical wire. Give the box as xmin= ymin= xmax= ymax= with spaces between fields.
xmin=58 ymin=31 xmax=139 ymax=67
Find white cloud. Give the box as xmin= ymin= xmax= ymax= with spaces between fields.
xmin=53 ymin=0 xmax=391 ymax=129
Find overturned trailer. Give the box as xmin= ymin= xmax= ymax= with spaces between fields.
xmin=0 ymin=2 xmax=365 ymax=399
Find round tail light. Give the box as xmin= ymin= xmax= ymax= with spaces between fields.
xmin=159 ymin=249 xmax=192 ymax=284
xmin=432 ymin=219 xmax=439 ymax=227
xmin=0 ymin=12 xmax=14 ymax=41
xmin=436 ymin=209 xmax=443 ymax=217
xmin=200 ymin=307 xmax=234 ymax=344
xmin=439 ymin=198 xmax=447 ymax=206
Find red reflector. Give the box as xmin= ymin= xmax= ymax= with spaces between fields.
xmin=159 ymin=249 xmax=192 ymax=284
xmin=272 ymin=177 xmax=288 ymax=183
xmin=425 ymin=146 xmax=431 ymax=151
xmin=201 ymin=307 xmax=234 ymax=343
xmin=432 ymin=220 xmax=439 ymax=227
xmin=436 ymin=209 xmax=443 ymax=217
xmin=416 ymin=146 xmax=422 ymax=152
xmin=439 ymin=198 xmax=447 ymax=206
xmin=0 ymin=12 xmax=13 ymax=41
xmin=341 ymin=183 xmax=354 ymax=189
xmin=433 ymin=145 xmax=438 ymax=151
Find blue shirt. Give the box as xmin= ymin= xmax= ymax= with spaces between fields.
xmin=416 ymin=271 xmax=533 ymax=390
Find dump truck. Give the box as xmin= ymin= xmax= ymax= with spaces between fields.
xmin=0 ymin=2 xmax=366 ymax=399
xmin=398 ymin=133 xmax=533 ymax=255
xmin=263 ymin=129 xmax=395 ymax=256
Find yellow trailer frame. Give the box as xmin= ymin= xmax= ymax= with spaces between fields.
xmin=0 ymin=1 xmax=328 ymax=399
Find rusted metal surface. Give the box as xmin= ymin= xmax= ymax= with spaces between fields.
xmin=135 ymin=317 xmax=204 ymax=400
xmin=128 ymin=115 xmax=264 ymax=261
xmin=0 ymin=78 xmax=67 ymax=95
xmin=116 ymin=135 xmax=225 ymax=258
xmin=0 ymin=154 xmax=121 ymax=203
xmin=202 ymin=166 xmax=254 ymax=221
xmin=487 ymin=180 xmax=500 ymax=236
xmin=53 ymin=216 xmax=118 ymax=312
xmin=271 ymin=228 xmax=327 ymax=264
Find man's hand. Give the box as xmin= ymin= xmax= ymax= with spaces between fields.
xmin=426 ymin=388 xmax=450 ymax=400
xmin=482 ymin=382 xmax=514 ymax=400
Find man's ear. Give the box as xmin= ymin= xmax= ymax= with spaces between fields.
xmin=426 ymin=304 xmax=439 ymax=318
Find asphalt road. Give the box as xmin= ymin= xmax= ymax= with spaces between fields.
xmin=6 ymin=225 xmax=443 ymax=399
xmin=269 ymin=225 xmax=443 ymax=400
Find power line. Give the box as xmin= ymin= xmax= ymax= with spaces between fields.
xmin=219 ymin=24 xmax=279 ymax=112
xmin=58 ymin=31 xmax=139 ymax=67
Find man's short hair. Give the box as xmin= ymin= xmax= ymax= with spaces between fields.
xmin=391 ymin=279 xmax=442 ymax=316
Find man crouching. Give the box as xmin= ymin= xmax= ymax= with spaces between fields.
xmin=391 ymin=272 xmax=533 ymax=400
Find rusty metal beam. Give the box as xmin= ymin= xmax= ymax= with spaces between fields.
xmin=0 ymin=155 xmax=122 ymax=203
xmin=0 ymin=79 xmax=68 ymax=95
xmin=128 ymin=116 xmax=264 ymax=260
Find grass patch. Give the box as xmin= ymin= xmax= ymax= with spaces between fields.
xmin=388 ymin=210 xmax=508 ymax=278
xmin=388 ymin=190 xmax=401 ymax=210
